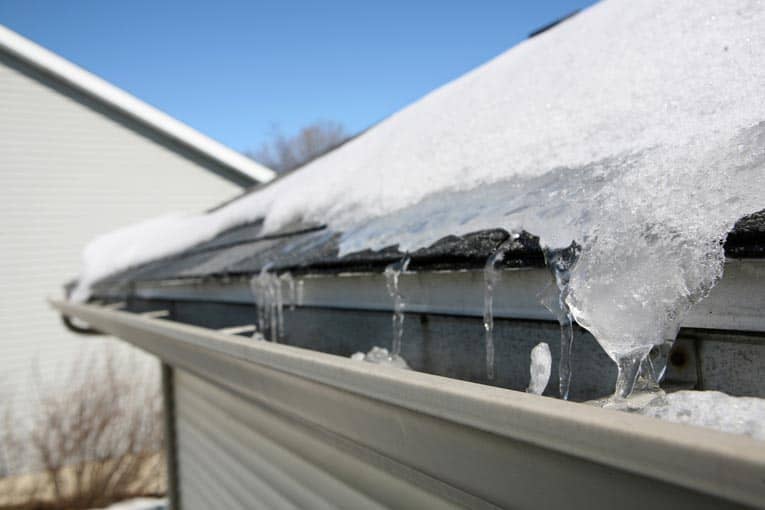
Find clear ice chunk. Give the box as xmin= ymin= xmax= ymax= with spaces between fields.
xmin=527 ymin=342 xmax=552 ymax=395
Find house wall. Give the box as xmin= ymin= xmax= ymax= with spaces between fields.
xmin=0 ymin=52 xmax=242 ymax=444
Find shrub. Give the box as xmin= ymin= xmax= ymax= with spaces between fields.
xmin=0 ymin=346 xmax=165 ymax=509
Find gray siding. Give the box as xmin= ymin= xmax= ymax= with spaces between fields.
xmin=0 ymin=53 xmax=240 ymax=427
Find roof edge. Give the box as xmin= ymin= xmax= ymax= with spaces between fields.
xmin=0 ymin=24 xmax=276 ymax=186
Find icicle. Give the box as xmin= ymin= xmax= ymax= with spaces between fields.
xmin=614 ymin=348 xmax=652 ymax=400
xmin=483 ymin=236 xmax=516 ymax=380
xmin=274 ymin=275 xmax=284 ymax=340
xmin=384 ymin=254 xmax=411 ymax=359
xmin=296 ymin=280 xmax=305 ymax=306
xmin=647 ymin=339 xmax=674 ymax=384
xmin=527 ymin=342 xmax=552 ymax=395
xmin=280 ymin=272 xmax=296 ymax=310
xmin=249 ymin=271 xmax=266 ymax=338
xmin=541 ymin=244 xmax=580 ymax=400
xmin=631 ymin=340 xmax=673 ymax=395
xmin=249 ymin=264 xmax=283 ymax=342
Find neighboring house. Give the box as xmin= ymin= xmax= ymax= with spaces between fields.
xmin=0 ymin=25 xmax=274 ymax=431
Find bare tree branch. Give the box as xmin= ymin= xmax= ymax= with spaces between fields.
xmin=248 ymin=120 xmax=350 ymax=173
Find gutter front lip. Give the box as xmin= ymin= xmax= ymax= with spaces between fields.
xmin=49 ymin=298 xmax=765 ymax=508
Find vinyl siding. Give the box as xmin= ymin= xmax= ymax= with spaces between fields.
xmin=0 ymin=53 xmax=241 ymax=431
xmin=173 ymin=370 xmax=462 ymax=510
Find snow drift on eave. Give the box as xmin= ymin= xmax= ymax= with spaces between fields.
xmin=74 ymin=0 xmax=765 ymax=377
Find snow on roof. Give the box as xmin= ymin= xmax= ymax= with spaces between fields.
xmin=72 ymin=0 xmax=765 ymax=376
xmin=0 ymin=24 xmax=275 ymax=186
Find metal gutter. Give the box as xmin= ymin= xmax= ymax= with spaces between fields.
xmin=50 ymin=299 xmax=765 ymax=508
xmin=0 ymin=24 xmax=276 ymax=186
xmin=131 ymin=258 xmax=765 ymax=334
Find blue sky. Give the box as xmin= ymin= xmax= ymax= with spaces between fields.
xmin=0 ymin=1 xmax=593 ymax=153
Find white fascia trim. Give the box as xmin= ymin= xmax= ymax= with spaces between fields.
xmin=0 ymin=24 xmax=276 ymax=184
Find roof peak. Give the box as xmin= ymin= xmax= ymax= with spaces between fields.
xmin=0 ymin=24 xmax=276 ymax=186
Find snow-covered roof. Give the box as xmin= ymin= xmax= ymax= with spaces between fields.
xmin=77 ymin=0 xmax=765 ymax=272
xmin=0 ymin=24 xmax=275 ymax=186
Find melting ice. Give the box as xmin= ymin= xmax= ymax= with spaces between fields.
xmin=74 ymin=0 xmax=765 ymax=403
xmin=342 ymin=129 xmax=765 ymax=399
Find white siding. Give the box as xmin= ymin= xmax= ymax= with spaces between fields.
xmin=0 ymin=55 xmax=241 ymax=427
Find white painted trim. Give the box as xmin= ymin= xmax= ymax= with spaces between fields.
xmin=0 ymin=24 xmax=276 ymax=184
xmin=127 ymin=260 xmax=765 ymax=335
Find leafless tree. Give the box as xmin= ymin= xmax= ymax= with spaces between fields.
xmin=0 ymin=346 xmax=165 ymax=509
xmin=249 ymin=120 xmax=350 ymax=173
